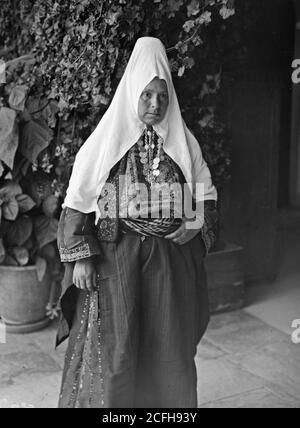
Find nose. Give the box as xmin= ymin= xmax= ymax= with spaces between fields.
xmin=150 ymin=95 xmax=160 ymax=112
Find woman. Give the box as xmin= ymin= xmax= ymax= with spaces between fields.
xmin=56 ymin=37 xmax=218 ymax=408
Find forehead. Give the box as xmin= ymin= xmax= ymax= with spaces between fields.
xmin=142 ymin=77 xmax=168 ymax=93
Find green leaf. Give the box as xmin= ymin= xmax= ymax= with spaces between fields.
xmin=8 ymin=85 xmax=29 ymax=111
xmin=26 ymin=95 xmax=42 ymax=115
xmin=2 ymin=197 xmax=19 ymax=221
xmin=19 ymin=109 xmax=32 ymax=123
xmin=35 ymin=255 xmax=47 ymax=281
xmin=7 ymin=216 xmax=33 ymax=246
xmin=33 ymin=216 xmax=59 ymax=248
xmin=5 ymin=53 xmax=35 ymax=74
xmin=105 ymin=11 xmax=121 ymax=26
xmin=19 ymin=119 xmax=53 ymax=163
xmin=187 ymin=0 xmax=200 ymax=17
xmin=41 ymin=100 xmax=59 ymax=128
xmin=178 ymin=65 xmax=185 ymax=77
xmin=184 ymin=57 xmax=195 ymax=69
xmin=42 ymin=195 xmax=59 ymax=218
xmin=0 ymin=218 xmax=10 ymax=238
xmin=58 ymin=97 xmax=68 ymax=112
xmin=79 ymin=23 xmax=89 ymax=39
xmin=11 ymin=246 xmax=29 ymax=266
xmin=26 ymin=172 xmax=53 ymax=207
xmin=40 ymin=243 xmax=56 ymax=260
xmin=0 ymin=181 xmax=22 ymax=202
xmin=21 ymin=160 xmax=31 ymax=176
xmin=1 ymin=253 xmax=18 ymax=266
xmin=183 ymin=20 xmax=195 ymax=32
xmin=23 ymin=236 xmax=34 ymax=250
xmin=16 ymin=194 xmax=36 ymax=213
xmin=0 ymin=107 xmax=18 ymax=170
xmin=167 ymin=0 xmax=184 ymax=17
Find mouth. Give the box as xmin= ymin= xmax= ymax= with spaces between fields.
xmin=146 ymin=113 xmax=161 ymax=118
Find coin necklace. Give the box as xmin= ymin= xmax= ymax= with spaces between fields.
xmin=138 ymin=127 xmax=164 ymax=185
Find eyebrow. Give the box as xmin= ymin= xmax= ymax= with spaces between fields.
xmin=142 ymin=89 xmax=168 ymax=95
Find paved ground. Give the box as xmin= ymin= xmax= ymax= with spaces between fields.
xmin=0 ymin=307 xmax=299 ymax=408
xmin=197 ymin=311 xmax=300 ymax=408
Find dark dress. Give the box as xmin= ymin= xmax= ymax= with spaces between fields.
xmin=56 ymin=141 xmax=218 ymax=408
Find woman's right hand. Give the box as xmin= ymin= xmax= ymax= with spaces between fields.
xmin=73 ymin=258 xmax=97 ymax=291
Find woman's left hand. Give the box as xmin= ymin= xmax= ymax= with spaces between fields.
xmin=164 ymin=218 xmax=202 ymax=245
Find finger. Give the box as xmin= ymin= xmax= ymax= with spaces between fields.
xmin=173 ymin=230 xmax=187 ymax=241
xmin=166 ymin=227 xmax=185 ymax=240
xmin=86 ymin=277 xmax=94 ymax=292
xmin=78 ymin=278 xmax=86 ymax=290
xmin=174 ymin=231 xmax=197 ymax=245
xmin=173 ymin=232 xmax=189 ymax=245
xmin=92 ymin=270 xmax=97 ymax=289
xmin=75 ymin=281 xmax=82 ymax=290
xmin=73 ymin=275 xmax=80 ymax=289
xmin=164 ymin=225 xmax=185 ymax=240
xmin=73 ymin=272 xmax=77 ymax=286
xmin=173 ymin=238 xmax=186 ymax=245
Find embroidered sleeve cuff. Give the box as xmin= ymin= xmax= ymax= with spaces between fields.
xmin=59 ymin=241 xmax=101 ymax=262
xmin=57 ymin=206 xmax=102 ymax=262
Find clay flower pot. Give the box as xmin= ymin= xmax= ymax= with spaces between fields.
xmin=0 ymin=265 xmax=51 ymax=333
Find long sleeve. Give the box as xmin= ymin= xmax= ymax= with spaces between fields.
xmin=57 ymin=206 xmax=102 ymax=262
xmin=56 ymin=206 xmax=102 ymax=347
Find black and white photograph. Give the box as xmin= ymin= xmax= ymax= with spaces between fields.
xmin=0 ymin=0 xmax=299 ymax=410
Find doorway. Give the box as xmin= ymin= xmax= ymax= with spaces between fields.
xmin=277 ymin=0 xmax=295 ymax=210
xmin=249 ymin=0 xmax=300 ymax=333
xmin=289 ymin=0 xmax=300 ymax=208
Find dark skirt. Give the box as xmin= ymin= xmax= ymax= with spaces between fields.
xmin=58 ymin=231 xmax=209 ymax=408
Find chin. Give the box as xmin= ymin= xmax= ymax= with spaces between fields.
xmin=144 ymin=117 xmax=161 ymax=126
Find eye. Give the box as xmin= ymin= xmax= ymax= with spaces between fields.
xmin=141 ymin=91 xmax=151 ymax=101
xmin=160 ymin=93 xmax=169 ymax=102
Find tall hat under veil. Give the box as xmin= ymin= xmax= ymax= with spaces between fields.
xmin=62 ymin=37 xmax=217 ymax=224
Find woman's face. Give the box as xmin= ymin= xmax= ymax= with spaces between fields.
xmin=138 ymin=77 xmax=169 ymax=126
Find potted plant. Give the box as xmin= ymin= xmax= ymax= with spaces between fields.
xmin=0 ymin=53 xmax=62 ymax=333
